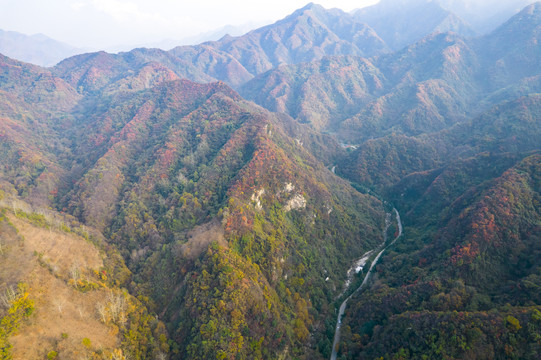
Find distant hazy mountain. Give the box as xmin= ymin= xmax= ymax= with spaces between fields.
xmin=351 ymin=0 xmax=537 ymax=40
xmin=0 ymin=29 xmax=83 ymax=67
xmin=353 ymin=0 xmax=476 ymax=50
xmin=53 ymin=3 xmax=389 ymax=89
xmin=476 ymin=1 xmax=541 ymax=89
xmin=130 ymin=22 xmax=266 ymax=51
xmin=167 ymin=3 xmax=389 ymax=86
xmin=177 ymin=22 xmax=268 ymax=46
xmin=438 ymin=0 xmax=538 ymax=34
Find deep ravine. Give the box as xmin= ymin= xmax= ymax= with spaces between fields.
xmin=330 ymin=208 xmax=403 ymax=360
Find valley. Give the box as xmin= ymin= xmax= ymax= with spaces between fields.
xmin=331 ymin=208 xmax=403 ymax=360
xmin=0 ymin=1 xmax=540 ymax=359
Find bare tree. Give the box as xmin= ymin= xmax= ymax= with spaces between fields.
xmin=155 ymin=353 xmax=167 ymax=360
xmin=54 ymin=298 xmax=66 ymax=314
xmin=107 ymin=291 xmax=127 ymax=324
xmin=11 ymin=199 xmax=18 ymax=215
xmin=96 ymin=302 xmax=107 ymax=323
xmin=111 ymin=348 xmax=130 ymax=360
xmin=70 ymin=261 xmax=81 ymax=285
xmin=77 ymin=306 xmax=86 ymax=319
xmin=10 ymin=198 xmax=30 ymax=215
xmin=0 ymin=286 xmax=18 ymax=308
xmin=96 ymin=291 xmax=128 ymax=325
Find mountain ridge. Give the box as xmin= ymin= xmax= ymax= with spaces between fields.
xmin=49 ymin=4 xmax=390 ymax=90
xmin=241 ymin=4 xmax=541 ymax=144
xmin=0 ymin=50 xmax=386 ymax=359
xmin=0 ymin=29 xmax=83 ymax=67
xmin=353 ymin=0 xmax=477 ymax=50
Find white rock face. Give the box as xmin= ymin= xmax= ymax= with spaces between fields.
xmin=284 ymin=194 xmax=306 ymax=212
xmin=251 ymin=188 xmax=265 ymax=210
xmin=264 ymin=124 xmax=272 ymax=137
xmin=284 ymin=182 xmax=295 ymax=193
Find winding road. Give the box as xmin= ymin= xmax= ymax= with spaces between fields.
xmin=330 ymin=208 xmax=403 ymax=360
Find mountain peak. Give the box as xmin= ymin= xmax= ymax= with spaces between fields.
xmin=0 ymin=29 xmax=82 ymax=67
xmin=522 ymin=1 xmax=541 ymax=15
xmin=478 ymin=0 xmax=541 ymax=86
xmin=354 ymin=0 xmax=475 ymax=50
xmin=299 ymin=2 xmax=324 ymax=11
xmin=287 ymin=2 xmax=328 ymax=19
xmin=489 ymin=0 xmax=541 ymax=36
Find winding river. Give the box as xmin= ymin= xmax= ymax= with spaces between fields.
xmin=330 ymin=208 xmax=403 ymax=360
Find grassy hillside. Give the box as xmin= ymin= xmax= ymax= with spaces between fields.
xmin=0 ymin=195 xmax=167 ymax=359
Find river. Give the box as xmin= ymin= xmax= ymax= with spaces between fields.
xmin=330 ymin=208 xmax=403 ymax=360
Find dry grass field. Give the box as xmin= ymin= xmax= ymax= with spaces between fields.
xmin=1 ymin=212 xmax=121 ymax=359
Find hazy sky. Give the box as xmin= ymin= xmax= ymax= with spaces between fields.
xmin=0 ymin=0 xmax=379 ymax=50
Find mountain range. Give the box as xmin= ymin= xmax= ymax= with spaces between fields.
xmin=0 ymin=1 xmax=540 ymax=359
xmin=2 ymin=0 xmax=537 ymax=71
xmin=0 ymin=29 xmax=84 ymax=67
xmin=48 ymin=3 xmax=390 ymax=89
xmin=242 ymin=2 xmax=541 ymax=142
xmin=353 ymin=0 xmax=476 ymax=50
